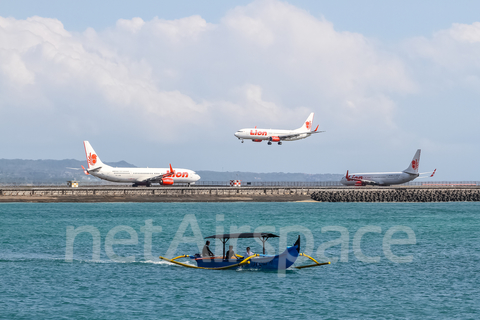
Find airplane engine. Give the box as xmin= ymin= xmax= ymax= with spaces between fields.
xmin=160 ymin=178 xmax=174 ymax=185
xmin=270 ymin=136 xmax=280 ymax=142
xmin=355 ymin=181 xmax=364 ymax=186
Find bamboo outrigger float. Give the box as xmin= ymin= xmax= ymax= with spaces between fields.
xmin=159 ymin=233 xmax=330 ymax=270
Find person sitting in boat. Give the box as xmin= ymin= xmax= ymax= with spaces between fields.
xmin=244 ymin=247 xmax=254 ymax=257
xmin=202 ymin=240 xmax=214 ymax=257
xmin=225 ymin=245 xmax=237 ymax=260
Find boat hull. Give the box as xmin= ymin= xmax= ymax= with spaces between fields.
xmin=191 ymin=245 xmax=299 ymax=270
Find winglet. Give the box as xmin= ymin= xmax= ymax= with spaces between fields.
xmin=81 ymin=165 xmax=90 ymax=175
xmin=314 ymin=124 xmax=319 ymax=132
xmin=346 ymin=170 xmax=351 ymax=181
xmin=169 ymin=163 xmax=174 ymax=176
xmin=430 ymin=169 xmax=437 ymax=178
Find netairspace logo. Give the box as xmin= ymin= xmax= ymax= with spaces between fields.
xmin=65 ymin=214 xmax=416 ymax=267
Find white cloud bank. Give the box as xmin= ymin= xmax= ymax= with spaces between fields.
xmin=0 ymin=0 xmax=479 ymax=178
xmin=0 ymin=0 xmax=414 ymax=139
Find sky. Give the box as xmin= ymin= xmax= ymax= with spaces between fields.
xmin=1 ymin=0 xmax=480 ymax=180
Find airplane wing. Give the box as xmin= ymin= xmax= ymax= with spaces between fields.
xmin=276 ymin=129 xmax=325 ymax=140
xmin=144 ymin=164 xmax=176 ymax=182
xmin=345 ymin=170 xmax=380 ymax=186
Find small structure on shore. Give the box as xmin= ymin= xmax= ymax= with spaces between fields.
xmin=230 ymin=180 xmax=241 ymax=187
xmin=67 ymin=181 xmax=79 ymax=188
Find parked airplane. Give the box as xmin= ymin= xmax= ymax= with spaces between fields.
xmin=81 ymin=141 xmax=201 ymax=187
xmin=234 ymin=113 xmax=323 ymax=145
xmin=341 ymin=149 xmax=436 ymax=186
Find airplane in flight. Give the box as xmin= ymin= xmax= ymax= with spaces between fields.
xmin=81 ymin=141 xmax=201 ymax=187
xmin=234 ymin=112 xmax=323 ymax=145
xmin=341 ymin=149 xmax=436 ymax=186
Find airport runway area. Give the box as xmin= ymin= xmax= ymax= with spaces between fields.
xmin=1 ymin=185 xmax=480 ymax=202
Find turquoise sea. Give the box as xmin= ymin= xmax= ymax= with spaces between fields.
xmin=1 ymin=202 xmax=479 ymax=319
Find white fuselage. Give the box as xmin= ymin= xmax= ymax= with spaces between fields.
xmin=340 ymin=171 xmax=419 ymax=186
xmin=234 ymin=128 xmax=309 ymax=141
xmin=89 ymin=166 xmax=201 ymax=184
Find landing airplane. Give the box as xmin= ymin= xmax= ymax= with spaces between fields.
xmin=234 ymin=112 xmax=323 ymax=145
xmin=341 ymin=149 xmax=436 ymax=186
xmin=81 ymin=141 xmax=201 ymax=187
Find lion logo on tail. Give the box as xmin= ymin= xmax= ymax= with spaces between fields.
xmin=411 ymin=159 xmax=419 ymax=170
xmin=87 ymin=153 xmax=97 ymax=166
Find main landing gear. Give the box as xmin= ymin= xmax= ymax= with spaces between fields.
xmin=278 ymin=141 xmax=282 ymax=145
xmin=267 ymin=141 xmax=282 ymax=145
xmin=132 ymin=182 xmax=152 ymax=187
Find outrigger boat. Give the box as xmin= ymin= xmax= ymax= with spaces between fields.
xmin=159 ymin=232 xmax=330 ymax=270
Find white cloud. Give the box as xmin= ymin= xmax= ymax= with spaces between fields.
xmin=406 ymin=22 xmax=480 ymax=73
xmin=0 ymin=0 xmax=417 ymax=155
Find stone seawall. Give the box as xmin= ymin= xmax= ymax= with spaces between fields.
xmin=0 ymin=186 xmax=316 ymax=202
xmin=310 ymin=187 xmax=480 ymax=202
xmin=1 ymin=186 xmax=479 ymax=202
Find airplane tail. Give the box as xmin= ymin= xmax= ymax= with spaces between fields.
xmin=296 ymin=113 xmax=315 ymax=132
xmin=83 ymin=141 xmax=104 ymax=169
xmin=403 ymin=149 xmax=421 ymax=175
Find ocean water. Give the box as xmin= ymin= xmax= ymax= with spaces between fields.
xmin=0 ymin=202 xmax=479 ymax=319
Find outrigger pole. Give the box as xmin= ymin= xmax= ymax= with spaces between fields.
xmin=296 ymin=253 xmax=331 ymax=269
xmin=159 ymin=253 xmax=330 ymax=270
xmin=159 ymin=254 xmax=259 ymax=270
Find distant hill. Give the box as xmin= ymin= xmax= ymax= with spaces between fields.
xmin=0 ymin=159 xmax=136 ymax=185
xmin=0 ymin=159 xmax=342 ymax=185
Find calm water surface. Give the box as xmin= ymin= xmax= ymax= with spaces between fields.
xmin=1 ymin=202 xmax=479 ymax=319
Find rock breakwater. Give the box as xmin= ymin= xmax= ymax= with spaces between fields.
xmin=310 ymin=187 xmax=480 ymax=202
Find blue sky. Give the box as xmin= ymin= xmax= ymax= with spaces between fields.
xmin=1 ymin=0 xmax=480 ymax=180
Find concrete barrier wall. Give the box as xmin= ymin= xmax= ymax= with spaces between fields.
xmin=0 ymin=187 xmax=317 ymax=196
xmin=0 ymin=186 xmax=316 ymax=202
xmin=1 ymin=186 xmax=480 ymax=202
